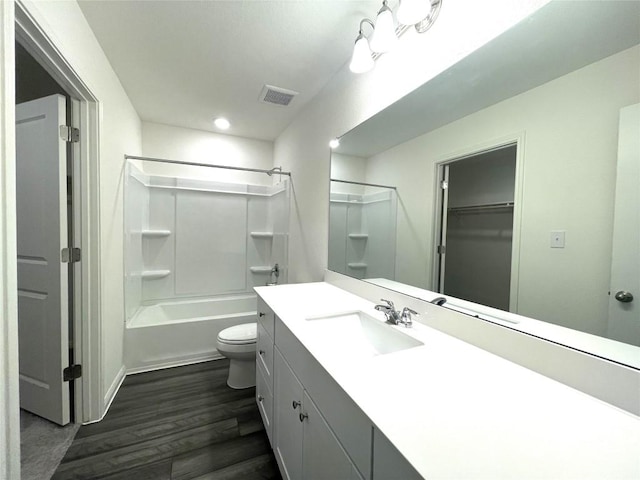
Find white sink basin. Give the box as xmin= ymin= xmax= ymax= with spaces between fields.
xmin=305 ymin=311 xmax=423 ymax=357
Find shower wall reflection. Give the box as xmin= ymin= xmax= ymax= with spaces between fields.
xmin=329 ymin=179 xmax=397 ymax=281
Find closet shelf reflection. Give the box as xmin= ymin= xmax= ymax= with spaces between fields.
xmin=448 ymin=202 xmax=514 ymax=214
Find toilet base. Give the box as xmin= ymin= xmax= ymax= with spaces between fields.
xmin=227 ymin=357 xmax=256 ymax=389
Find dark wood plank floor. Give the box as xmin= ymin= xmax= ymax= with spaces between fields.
xmin=53 ymin=359 xmax=282 ymax=480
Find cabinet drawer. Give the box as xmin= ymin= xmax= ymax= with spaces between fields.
xmin=257 ymin=296 xmax=275 ymax=338
xmin=256 ymin=363 xmax=274 ymax=445
xmin=257 ymin=321 xmax=274 ymax=380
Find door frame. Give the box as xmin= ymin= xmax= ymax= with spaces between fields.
xmin=13 ymin=0 xmax=102 ymax=420
xmin=430 ymin=133 xmax=526 ymax=312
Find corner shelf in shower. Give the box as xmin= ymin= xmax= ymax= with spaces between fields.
xmin=250 ymin=232 xmax=274 ymax=239
xmin=348 ymin=234 xmax=368 ymax=240
xmin=141 ymin=229 xmax=171 ymax=238
xmin=347 ymin=263 xmax=367 ymax=270
xmin=250 ymin=266 xmax=272 ymax=274
xmin=141 ymin=269 xmax=171 ymax=280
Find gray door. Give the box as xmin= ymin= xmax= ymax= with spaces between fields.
xmin=16 ymin=94 xmax=71 ymax=425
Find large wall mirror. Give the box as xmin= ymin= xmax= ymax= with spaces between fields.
xmin=329 ymin=1 xmax=640 ymax=369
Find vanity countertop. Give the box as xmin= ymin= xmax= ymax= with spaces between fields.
xmin=255 ymin=282 xmax=640 ymax=479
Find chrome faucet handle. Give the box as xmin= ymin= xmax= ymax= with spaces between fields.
xmin=375 ymin=299 xmax=399 ymax=324
xmin=400 ymin=307 xmax=418 ymax=327
xmin=379 ymin=298 xmax=395 ymax=309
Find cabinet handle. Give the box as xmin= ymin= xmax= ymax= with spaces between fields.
xmin=299 ymin=412 xmax=308 ymax=422
xmin=259 ymin=312 xmax=265 ymax=317
xmin=292 ymin=400 xmax=301 ymax=410
xmin=259 ymin=350 xmax=265 ymax=355
xmin=257 ymin=395 xmax=264 ymax=402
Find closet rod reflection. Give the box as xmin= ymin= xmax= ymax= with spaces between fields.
xmin=125 ymin=154 xmax=291 ymax=177
xmin=448 ymin=202 xmax=514 ymax=213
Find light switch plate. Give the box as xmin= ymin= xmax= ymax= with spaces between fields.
xmin=550 ymin=231 xmax=566 ymax=248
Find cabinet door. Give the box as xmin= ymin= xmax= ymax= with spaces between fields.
xmin=274 ymin=348 xmax=304 ymax=480
xmin=302 ymin=391 xmax=357 ymax=480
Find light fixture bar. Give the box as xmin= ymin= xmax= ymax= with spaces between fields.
xmin=416 ymin=0 xmax=442 ymax=33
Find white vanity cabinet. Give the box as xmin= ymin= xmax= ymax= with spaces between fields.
xmin=274 ymin=347 xmax=363 ymax=480
xmin=256 ymin=296 xmax=275 ymax=443
xmin=256 ymin=292 xmax=371 ymax=480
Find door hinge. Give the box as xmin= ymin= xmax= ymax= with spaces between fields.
xmin=60 ymin=125 xmax=80 ymax=143
xmin=440 ymin=180 xmax=448 ymax=189
xmin=63 ymin=364 xmax=82 ymax=382
xmin=437 ymin=245 xmax=446 ymax=254
xmin=61 ymin=247 xmax=81 ymax=263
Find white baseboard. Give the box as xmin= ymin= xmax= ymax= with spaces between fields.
xmin=94 ymin=365 xmax=126 ymax=424
xmin=126 ymin=353 xmax=224 ymax=376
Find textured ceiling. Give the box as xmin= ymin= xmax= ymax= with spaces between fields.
xmin=77 ymin=0 xmax=384 ymax=141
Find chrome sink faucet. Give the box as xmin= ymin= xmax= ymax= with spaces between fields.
xmin=375 ymin=299 xmax=400 ymax=324
xmin=375 ymin=299 xmax=418 ymax=327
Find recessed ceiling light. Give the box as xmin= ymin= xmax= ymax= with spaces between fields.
xmin=214 ymin=117 xmax=230 ymax=130
xmin=329 ymin=138 xmax=340 ymax=149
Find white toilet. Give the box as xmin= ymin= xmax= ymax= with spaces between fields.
xmin=216 ymin=322 xmax=257 ymax=389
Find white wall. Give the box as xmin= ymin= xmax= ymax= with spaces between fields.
xmin=275 ymin=0 xmax=550 ymax=284
xmin=364 ymin=46 xmax=639 ymax=336
xmin=330 ymin=153 xmax=366 ymax=194
xmin=141 ymin=121 xmax=274 ymax=185
xmin=18 ymin=0 xmax=142 ymax=411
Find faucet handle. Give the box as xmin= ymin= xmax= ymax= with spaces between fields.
xmin=400 ymin=307 xmax=418 ymax=327
xmin=379 ymin=298 xmax=395 ymax=309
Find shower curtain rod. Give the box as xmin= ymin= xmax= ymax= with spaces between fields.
xmin=125 ymin=155 xmax=291 ymax=177
xmin=330 ymin=178 xmax=396 ymax=190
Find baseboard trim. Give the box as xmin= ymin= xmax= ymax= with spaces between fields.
xmin=85 ymin=365 xmax=126 ymax=425
xmin=126 ymin=353 xmax=224 ymax=376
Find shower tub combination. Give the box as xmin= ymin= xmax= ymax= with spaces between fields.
xmin=124 ymin=157 xmax=290 ymax=372
xmin=125 ymin=294 xmax=257 ymax=373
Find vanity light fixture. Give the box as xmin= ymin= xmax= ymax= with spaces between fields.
xmin=349 ymin=0 xmax=442 ymax=74
xmin=349 ymin=19 xmax=376 ymax=74
xmin=214 ymin=117 xmax=230 ymax=130
xmin=370 ymin=1 xmax=398 ymax=54
xmin=329 ymin=138 xmax=340 ymax=149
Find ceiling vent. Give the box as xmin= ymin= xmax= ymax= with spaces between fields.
xmin=259 ymin=85 xmax=298 ymax=107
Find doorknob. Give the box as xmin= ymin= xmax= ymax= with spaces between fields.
xmin=614 ymin=291 xmax=634 ymax=303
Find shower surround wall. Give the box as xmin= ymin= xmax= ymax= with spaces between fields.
xmin=124 ymin=161 xmax=289 ymax=371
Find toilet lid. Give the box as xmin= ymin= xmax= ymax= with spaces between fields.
xmin=218 ymin=323 xmax=257 ymax=344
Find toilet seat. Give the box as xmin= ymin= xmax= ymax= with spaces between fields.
xmin=217 ymin=323 xmax=257 ymax=345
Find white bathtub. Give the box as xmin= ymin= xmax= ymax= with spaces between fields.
xmin=124 ymin=294 xmax=257 ymax=373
